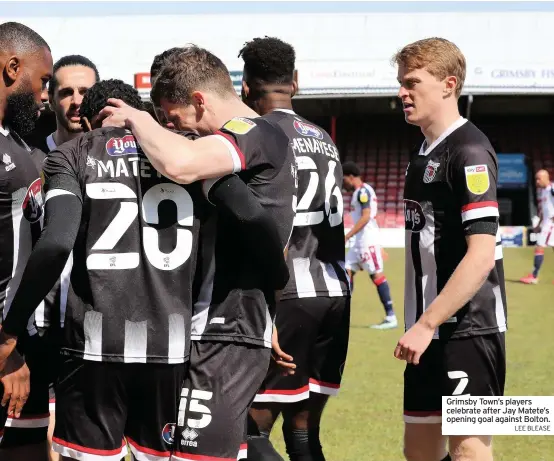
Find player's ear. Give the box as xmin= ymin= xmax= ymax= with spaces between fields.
xmin=242 ymin=80 xmax=250 ymax=99
xmin=4 ymin=56 xmax=20 ymax=84
xmin=444 ymin=76 xmax=457 ymax=98
xmin=80 ymin=116 xmax=92 ymax=133
xmin=291 ymin=80 xmax=298 ymax=98
xmin=191 ymin=91 xmax=205 ymax=109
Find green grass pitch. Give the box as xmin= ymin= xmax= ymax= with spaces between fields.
xmin=268 ymin=247 xmax=554 ymax=461
xmin=125 ymin=247 xmax=553 ymax=461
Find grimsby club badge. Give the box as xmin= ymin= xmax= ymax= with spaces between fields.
xmin=423 ymin=160 xmax=440 ymax=183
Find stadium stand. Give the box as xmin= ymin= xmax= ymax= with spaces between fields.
xmin=337 ymin=116 xmax=422 ymax=228
xmin=474 ymin=115 xmax=554 ymax=178
xmin=335 ymin=112 xmax=554 ymax=229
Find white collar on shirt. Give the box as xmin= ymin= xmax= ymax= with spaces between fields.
xmin=46 ymin=133 xmax=57 ymax=151
xmin=0 ymin=125 xmax=9 ymax=137
xmin=272 ymin=108 xmax=296 ymax=115
xmin=419 ymin=117 xmax=468 ymax=157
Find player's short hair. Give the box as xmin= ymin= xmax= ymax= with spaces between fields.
xmin=150 ymin=45 xmax=236 ymax=107
xmin=48 ymin=54 xmax=100 ymax=98
xmin=80 ymin=79 xmax=144 ymax=122
xmin=342 ymin=161 xmax=361 ymax=177
xmin=150 ymin=47 xmax=182 ymax=82
xmin=143 ymin=100 xmax=158 ymax=120
xmin=238 ymin=36 xmax=295 ymax=85
xmin=0 ymin=22 xmax=50 ymax=53
xmin=392 ymin=37 xmax=466 ymax=98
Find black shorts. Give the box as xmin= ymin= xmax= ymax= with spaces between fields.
xmin=38 ymin=327 xmax=61 ymax=414
xmin=52 ymin=357 xmax=185 ymax=461
xmin=173 ymin=341 xmax=271 ymax=461
xmin=404 ymin=332 xmax=506 ymax=424
xmin=254 ymin=296 xmax=350 ymax=403
xmin=0 ymin=333 xmax=50 ymax=447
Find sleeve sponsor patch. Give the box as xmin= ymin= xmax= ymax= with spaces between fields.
xmin=222 ymin=117 xmax=256 ymax=135
xmin=359 ymin=190 xmax=369 ymax=204
xmin=464 ymin=164 xmax=490 ymax=195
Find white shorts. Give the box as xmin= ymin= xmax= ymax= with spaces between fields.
xmin=345 ymin=243 xmax=383 ymax=274
xmin=537 ymin=222 xmax=554 ymax=247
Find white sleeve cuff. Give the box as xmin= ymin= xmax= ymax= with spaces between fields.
xmin=460 ymin=202 xmax=499 ymax=223
xmin=213 ymin=134 xmax=243 ymax=173
xmin=44 ymin=189 xmax=76 ymax=203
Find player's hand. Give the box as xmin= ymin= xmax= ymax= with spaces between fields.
xmin=0 ymin=350 xmax=30 ymax=419
xmin=393 ymin=322 xmax=435 ymax=366
xmin=271 ymin=326 xmax=295 ymax=375
xmin=99 ymin=98 xmax=140 ymax=129
xmin=0 ymin=330 xmax=18 ymax=375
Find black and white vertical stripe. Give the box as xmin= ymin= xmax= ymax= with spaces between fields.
xmin=0 ymin=187 xmax=40 ymax=336
xmin=290 ymin=258 xmax=348 ymax=298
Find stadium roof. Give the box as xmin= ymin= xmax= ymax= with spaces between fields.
xmin=7 ymin=9 xmax=554 ymax=98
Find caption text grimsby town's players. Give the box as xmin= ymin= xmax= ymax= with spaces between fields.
xmin=0 ymin=79 xmax=290 ymax=461
xmin=393 ymin=38 xmax=506 ymax=461
xmin=101 ymin=46 xmax=297 ymax=461
xmin=238 ymin=37 xmax=351 ymax=461
xmin=0 ymin=21 xmax=53 ymax=461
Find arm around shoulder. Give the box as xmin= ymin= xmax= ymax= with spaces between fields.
xmin=126 ymin=112 xmax=237 ymax=183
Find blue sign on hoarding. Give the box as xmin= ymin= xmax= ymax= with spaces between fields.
xmin=497 ymin=153 xmax=528 ymax=189
xmin=500 ymin=226 xmax=525 ymax=247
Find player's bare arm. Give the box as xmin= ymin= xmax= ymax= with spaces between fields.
xmin=100 ymin=99 xmax=236 ymax=183
xmin=345 ymin=207 xmax=370 ymax=241
xmin=420 ymin=233 xmax=496 ymax=328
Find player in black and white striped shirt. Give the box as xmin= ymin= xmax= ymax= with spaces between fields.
xmin=392 ymin=38 xmax=506 ymax=461
xmin=103 ymin=46 xmax=297 ymax=461
xmin=0 ymin=21 xmax=53 ymax=461
xmin=37 ymin=59 xmax=99 ymax=451
xmin=37 ymin=55 xmax=99 ymax=331
xmin=0 ymin=79 xmax=290 ymax=461
xmin=238 ymin=37 xmax=351 ymax=461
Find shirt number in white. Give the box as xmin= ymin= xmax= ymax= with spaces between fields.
xmin=86 ymin=182 xmax=194 ymax=271
xmin=293 ymin=157 xmax=343 ymax=228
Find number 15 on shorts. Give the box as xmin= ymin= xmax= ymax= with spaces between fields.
xmin=178 ymin=388 xmax=213 ymax=429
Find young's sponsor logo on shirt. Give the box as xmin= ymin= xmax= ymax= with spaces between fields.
xmin=106 ymin=135 xmax=138 ymax=156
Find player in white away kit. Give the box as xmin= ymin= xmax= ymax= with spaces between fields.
xmin=342 ymin=162 xmax=397 ymax=329
xmin=520 ymin=169 xmax=554 ymax=284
